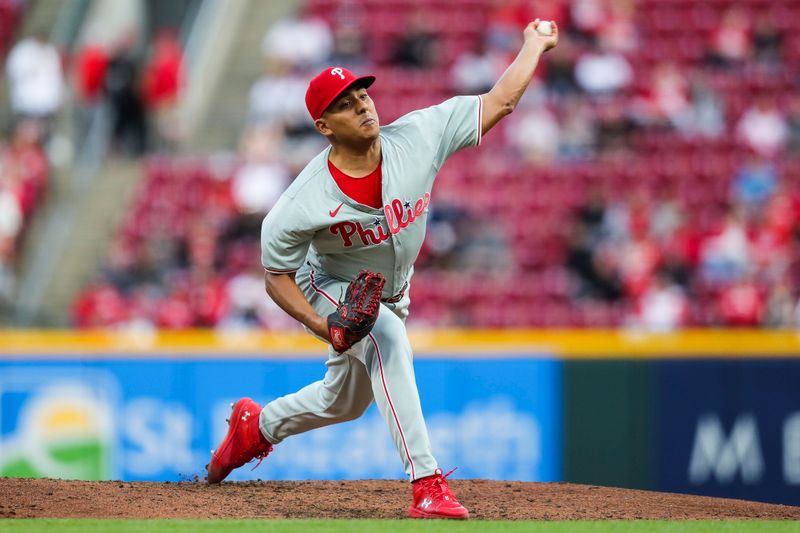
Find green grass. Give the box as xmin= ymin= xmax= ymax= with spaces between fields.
xmin=1 ymin=520 xmax=798 ymax=533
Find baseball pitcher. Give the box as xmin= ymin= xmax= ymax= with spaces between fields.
xmin=207 ymin=18 xmax=559 ymax=520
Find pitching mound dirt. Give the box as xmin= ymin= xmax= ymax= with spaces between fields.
xmin=1 ymin=478 xmax=798 ymax=520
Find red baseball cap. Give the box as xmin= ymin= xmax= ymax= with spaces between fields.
xmin=305 ymin=66 xmax=376 ymax=121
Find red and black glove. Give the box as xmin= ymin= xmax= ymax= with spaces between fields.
xmin=327 ymin=270 xmax=386 ymax=353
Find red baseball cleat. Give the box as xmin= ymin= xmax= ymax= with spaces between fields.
xmin=206 ymin=397 xmax=273 ymax=484
xmin=408 ymin=468 xmax=470 ymax=519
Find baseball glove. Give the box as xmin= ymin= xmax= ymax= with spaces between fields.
xmin=327 ymin=270 xmax=386 ymax=353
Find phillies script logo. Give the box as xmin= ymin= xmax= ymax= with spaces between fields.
xmin=330 ymin=193 xmax=431 ymax=247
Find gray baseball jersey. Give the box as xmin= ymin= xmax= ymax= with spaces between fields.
xmin=259 ymin=95 xmax=483 ymax=481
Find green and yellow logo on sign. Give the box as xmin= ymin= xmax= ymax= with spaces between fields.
xmin=0 ymin=376 xmax=116 ymax=480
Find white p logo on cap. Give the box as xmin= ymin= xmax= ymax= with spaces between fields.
xmin=331 ymin=67 xmax=345 ymax=80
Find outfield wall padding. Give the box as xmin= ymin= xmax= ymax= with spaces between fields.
xmin=1 ymin=330 xmax=798 ymax=505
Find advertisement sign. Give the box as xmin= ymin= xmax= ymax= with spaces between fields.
xmin=655 ymin=360 xmax=800 ymax=505
xmin=0 ymin=357 xmax=561 ymax=482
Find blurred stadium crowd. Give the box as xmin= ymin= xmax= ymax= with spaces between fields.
xmin=0 ymin=0 xmax=47 ymax=308
xmin=4 ymin=0 xmax=800 ymax=331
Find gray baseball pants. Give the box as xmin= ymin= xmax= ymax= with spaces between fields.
xmin=259 ymin=265 xmax=438 ymax=481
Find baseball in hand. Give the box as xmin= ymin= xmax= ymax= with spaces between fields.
xmin=537 ymin=20 xmax=553 ymax=36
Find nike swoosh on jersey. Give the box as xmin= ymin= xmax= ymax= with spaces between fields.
xmin=329 ymin=202 xmax=344 ymax=217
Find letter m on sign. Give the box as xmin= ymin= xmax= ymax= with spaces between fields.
xmin=688 ymin=413 xmax=765 ymax=485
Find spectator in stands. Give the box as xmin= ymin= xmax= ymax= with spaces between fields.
xmin=617 ymin=212 xmax=661 ymax=298
xmin=182 ymin=219 xmax=220 ymax=273
xmin=187 ymin=268 xmax=228 ymax=328
xmin=4 ymin=119 xmax=48 ymax=217
xmin=731 ymin=154 xmax=778 ymax=216
xmin=762 ymin=185 xmax=798 ymax=247
xmin=751 ymin=185 xmax=797 ymax=283
xmin=716 ymin=272 xmax=765 ymax=327
xmin=567 ymin=0 xmax=606 ymax=45
xmin=658 ymin=199 xmax=699 ymax=288
xmin=661 ymin=244 xmax=692 ymax=293
xmin=226 ymin=123 xmax=291 ymax=240
xmin=751 ymin=221 xmax=791 ymax=287
xmin=142 ymin=29 xmax=184 ymax=152
xmin=565 ymin=214 xmax=623 ymax=302
xmin=683 ymin=71 xmax=725 ymax=139
xmin=763 ymin=280 xmax=795 ymax=328
xmin=649 ymin=189 xmax=683 ymax=244
xmin=261 ymin=9 xmax=332 ymax=70
xmin=699 ymin=207 xmax=752 ymax=286
xmin=706 ymin=7 xmax=752 ymax=68
xmin=485 ymin=0 xmax=537 ymax=56
xmin=390 ymin=9 xmax=438 ymax=68
xmin=0 ymin=119 xmax=47 ymax=312
xmin=600 ymin=0 xmax=638 ymax=53
xmin=450 ymin=39 xmax=506 ymax=95
xmin=0 ymin=177 xmax=22 ymax=308
xmin=596 ymin=96 xmax=635 ymax=154
xmin=100 ymin=241 xmax=160 ymax=295
xmin=577 ymin=185 xmax=607 ymax=240
xmin=633 ymin=63 xmax=691 ymax=131
xmin=154 ymin=277 xmax=194 ymax=329
xmin=455 ymin=220 xmax=513 ymax=274
xmin=558 ymin=94 xmax=597 ymax=159
xmin=104 ymin=30 xmax=147 ymax=156
xmin=221 ymin=262 xmax=298 ymax=330
xmin=731 ymin=153 xmax=778 ymax=209
xmin=735 ymin=95 xmax=789 ymax=157
xmin=417 ymin=203 xmax=472 ymax=271
xmin=5 ymin=30 xmax=64 ymax=134
xmin=484 ymin=0 xmax=566 ymax=57
xmin=629 ymin=270 xmax=688 ymax=332
xmin=72 ymin=281 xmax=128 ymax=328
xmin=0 ymin=177 xmax=22 ymax=243
xmin=72 ymin=32 xmax=110 ymax=151
xmin=506 ymin=99 xmax=561 ymax=162
xmin=221 ymin=265 xmax=266 ymax=328
xmin=648 ymin=197 xmax=692 ymax=291
xmin=0 ymin=0 xmax=22 ymax=61
xmin=530 ymin=0 xmax=568 ymax=36
xmin=139 ymin=230 xmax=180 ymax=282
xmin=752 ymin=11 xmax=783 ymax=66
xmin=121 ymin=286 xmax=158 ymax=332
xmin=574 ymin=37 xmax=633 ymax=96
xmin=599 ymin=190 xmax=631 ymax=244
xmin=542 ymin=33 xmax=579 ymax=95
xmin=330 ymin=24 xmax=369 ymax=72
xmin=248 ymin=60 xmax=312 ymax=137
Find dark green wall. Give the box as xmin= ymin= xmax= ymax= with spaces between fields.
xmin=564 ymin=360 xmax=654 ymax=489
